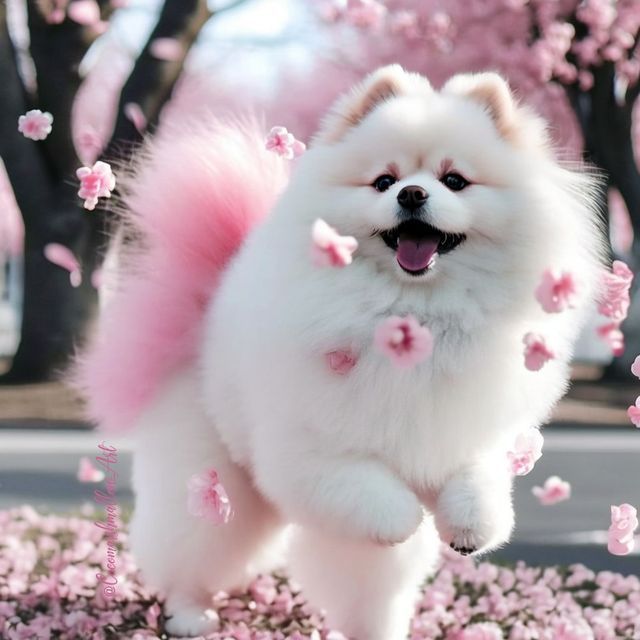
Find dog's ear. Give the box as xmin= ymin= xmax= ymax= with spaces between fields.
xmin=315 ymin=65 xmax=431 ymax=144
xmin=442 ymin=72 xmax=517 ymax=139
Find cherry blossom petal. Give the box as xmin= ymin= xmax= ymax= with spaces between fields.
xmin=374 ymin=315 xmax=434 ymax=368
xmin=187 ymin=468 xmax=233 ymax=525
xmin=325 ymin=349 xmax=358 ymax=375
xmin=149 ymin=37 xmax=184 ymax=61
xmin=123 ymin=103 xmax=147 ymax=134
xmin=47 ymin=8 xmax=66 ymax=23
xmin=597 ymin=322 xmax=625 ymax=356
xmin=44 ymin=243 xmax=82 ymax=288
xmin=532 ymin=476 xmax=571 ymax=505
xmin=608 ymin=503 xmax=638 ymax=556
xmin=627 ymin=397 xmax=640 ymax=427
xmin=67 ymin=0 xmax=101 ymax=25
xmin=523 ymin=332 xmax=555 ymax=371
xmin=311 ymin=219 xmax=358 ymax=267
xmin=76 ymin=457 xmax=105 ymax=483
xmin=598 ymin=260 xmax=634 ymax=322
xmin=76 ymin=161 xmax=116 ymax=211
xmin=265 ymin=126 xmax=305 ymax=159
xmin=508 ymin=428 xmax=544 ymax=476
xmin=631 ymin=355 xmax=640 ymax=379
xmin=534 ymin=269 xmax=578 ymax=313
xmin=18 ymin=110 xmax=53 ymax=141
xmin=344 ymin=0 xmax=387 ymax=29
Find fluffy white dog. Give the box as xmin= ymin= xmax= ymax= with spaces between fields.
xmin=81 ymin=66 xmax=605 ymax=639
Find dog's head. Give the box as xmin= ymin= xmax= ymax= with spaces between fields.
xmin=286 ymin=65 xmax=603 ymax=317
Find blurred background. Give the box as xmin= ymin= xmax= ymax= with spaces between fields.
xmin=0 ymin=0 xmax=639 ymax=573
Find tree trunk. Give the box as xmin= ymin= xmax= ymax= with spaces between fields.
xmin=566 ymin=63 xmax=640 ymax=377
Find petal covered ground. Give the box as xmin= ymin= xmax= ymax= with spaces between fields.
xmin=1 ymin=506 xmax=640 ymax=639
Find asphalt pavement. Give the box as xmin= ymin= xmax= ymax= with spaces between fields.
xmin=0 ymin=424 xmax=638 ymax=574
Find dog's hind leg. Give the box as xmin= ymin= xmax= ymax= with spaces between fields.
xmin=287 ymin=517 xmax=440 ymax=640
xmin=128 ymin=369 xmax=281 ymax=637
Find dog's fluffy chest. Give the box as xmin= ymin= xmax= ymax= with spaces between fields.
xmin=204 ymin=247 xmax=541 ymax=487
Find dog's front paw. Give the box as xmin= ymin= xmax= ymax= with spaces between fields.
xmin=366 ymin=486 xmax=424 ymax=546
xmin=448 ymin=528 xmax=481 ymax=556
xmin=435 ymin=469 xmax=515 ymax=556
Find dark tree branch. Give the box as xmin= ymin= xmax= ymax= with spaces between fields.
xmin=102 ymin=0 xmax=212 ymax=161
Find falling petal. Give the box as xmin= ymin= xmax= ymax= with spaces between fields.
xmin=77 ymin=457 xmax=105 ymax=483
xmin=149 ymin=37 xmax=184 ymax=61
xmin=311 ymin=219 xmax=358 ymax=267
xmin=67 ymin=0 xmax=101 ymax=25
xmin=17 ymin=110 xmax=53 ymax=141
xmin=123 ymin=103 xmax=147 ymax=134
xmin=44 ymin=243 xmax=82 ymax=287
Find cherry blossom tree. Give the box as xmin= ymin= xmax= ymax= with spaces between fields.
xmin=0 ymin=0 xmax=240 ymax=381
xmin=297 ymin=0 xmax=640 ymax=373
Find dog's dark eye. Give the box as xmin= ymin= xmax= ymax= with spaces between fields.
xmin=441 ymin=173 xmax=469 ymax=192
xmin=372 ymin=174 xmax=397 ymax=193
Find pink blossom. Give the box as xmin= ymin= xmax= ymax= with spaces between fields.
xmin=265 ymin=126 xmax=306 ymax=159
xmin=627 ymin=396 xmax=640 ymax=427
xmin=325 ymin=349 xmax=358 ymax=375
xmin=532 ymin=476 xmax=571 ymax=505
xmin=344 ymin=0 xmax=387 ymax=29
xmin=374 ymin=315 xmax=434 ymax=368
xmin=390 ymin=10 xmax=421 ymax=39
xmin=187 ymin=468 xmax=233 ymax=524
xmin=597 ymin=322 xmax=625 ymax=356
xmin=17 ymin=110 xmax=53 ymax=141
xmin=631 ymin=355 xmax=640 ymax=379
xmin=534 ymin=269 xmax=578 ymax=313
xmin=67 ymin=0 xmax=100 ymax=25
xmin=123 ymin=103 xmax=147 ymax=134
xmin=149 ymin=38 xmax=184 ymax=61
xmin=144 ymin=602 xmax=162 ymax=630
xmin=507 ymin=428 xmax=544 ymax=476
xmin=76 ymin=457 xmax=105 ymax=483
xmin=76 ymin=161 xmax=116 ymax=211
xmin=598 ymin=260 xmax=634 ymax=322
xmin=250 ymin=575 xmax=277 ymax=605
xmin=311 ymin=219 xmax=358 ymax=267
xmin=608 ymin=503 xmax=638 ymax=556
xmin=43 ymin=243 xmax=82 ymax=287
xmin=522 ymin=332 xmax=555 ymax=371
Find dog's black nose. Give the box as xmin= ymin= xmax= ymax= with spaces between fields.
xmin=397 ymin=185 xmax=428 ymax=211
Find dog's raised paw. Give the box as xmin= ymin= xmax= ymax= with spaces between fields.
xmin=448 ymin=529 xmax=480 ymax=556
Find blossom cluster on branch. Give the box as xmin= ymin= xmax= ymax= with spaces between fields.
xmin=319 ymin=0 xmax=640 ymax=116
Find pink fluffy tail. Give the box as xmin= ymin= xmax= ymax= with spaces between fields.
xmin=78 ymin=118 xmax=289 ymax=432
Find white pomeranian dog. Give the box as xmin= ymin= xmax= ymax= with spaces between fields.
xmin=81 ymin=66 xmax=605 ymax=639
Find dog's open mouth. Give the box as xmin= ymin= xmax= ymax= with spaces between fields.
xmin=379 ymin=219 xmax=466 ymax=276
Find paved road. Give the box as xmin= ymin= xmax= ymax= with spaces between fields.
xmin=0 ymin=426 xmax=638 ymax=574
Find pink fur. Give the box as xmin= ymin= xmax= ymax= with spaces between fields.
xmin=78 ymin=118 xmax=289 ymax=431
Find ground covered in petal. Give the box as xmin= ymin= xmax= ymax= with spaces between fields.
xmin=1 ymin=506 xmax=640 ymax=639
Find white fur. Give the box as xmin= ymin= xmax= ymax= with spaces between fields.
xmin=130 ymin=68 xmax=605 ymax=638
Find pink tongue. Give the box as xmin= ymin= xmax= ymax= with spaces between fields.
xmin=396 ymin=236 xmax=439 ymax=272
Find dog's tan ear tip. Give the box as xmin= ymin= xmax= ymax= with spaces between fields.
xmin=443 ymin=72 xmax=516 ymax=138
xmin=315 ymin=65 xmax=431 ymax=144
